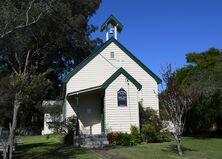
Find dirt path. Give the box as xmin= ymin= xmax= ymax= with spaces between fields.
xmin=94 ymin=149 xmax=128 ymax=159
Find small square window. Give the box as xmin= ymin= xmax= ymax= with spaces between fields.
xmin=110 ymin=52 xmax=114 ymax=58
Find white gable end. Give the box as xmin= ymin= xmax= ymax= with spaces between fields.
xmin=100 ymin=42 xmax=159 ymax=110
xmin=66 ymin=45 xmax=117 ymax=94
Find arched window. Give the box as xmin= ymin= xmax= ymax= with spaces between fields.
xmin=117 ymin=88 xmax=127 ymax=107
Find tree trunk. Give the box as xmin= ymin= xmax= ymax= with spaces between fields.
xmin=8 ymin=98 xmax=20 ymax=159
xmin=174 ymin=134 xmax=183 ymax=156
xmin=1 ymin=140 xmax=8 ymax=159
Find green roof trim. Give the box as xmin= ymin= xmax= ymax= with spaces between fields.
xmin=62 ymin=38 xmax=114 ymax=84
xmin=100 ymin=15 xmax=123 ymax=33
xmin=101 ymin=67 xmax=142 ymax=90
xmin=111 ymin=39 xmax=162 ymax=84
xmin=61 ymin=37 xmax=162 ymax=99
xmin=62 ymin=37 xmax=161 ymax=85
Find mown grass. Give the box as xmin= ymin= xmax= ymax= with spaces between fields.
xmin=14 ymin=135 xmax=99 ymax=159
xmin=13 ymin=135 xmax=222 ymax=159
xmin=111 ymin=137 xmax=222 ymax=159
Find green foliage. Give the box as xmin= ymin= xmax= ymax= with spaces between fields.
xmin=116 ymin=132 xmax=134 ymax=146
xmin=130 ymin=125 xmax=142 ymax=144
xmin=62 ymin=116 xmax=77 ymax=145
xmin=141 ymin=124 xmax=172 ymax=143
xmin=108 ymin=125 xmax=171 ymax=147
xmin=141 ymin=123 xmax=158 ymax=143
xmin=0 ymin=0 xmax=102 ymax=131
xmin=139 ymin=105 xmax=161 ymax=129
xmin=174 ymin=48 xmax=222 ymax=134
xmin=156 ymin=132 xmax=172 ymax=143
xmin=0 ymin=75 xmax=14 ymax=127
xmin=139 ymin=106 xmax=171 ymax=143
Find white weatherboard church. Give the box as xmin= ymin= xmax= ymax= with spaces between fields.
xmin=43 ymin=15 xmax=161 ymax=135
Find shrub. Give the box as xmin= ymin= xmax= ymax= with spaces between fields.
xmin=141 ymin=123 xmax=158 ymax=143
xmin=116 ymin=132 xmax=134 ymax=146
xmin=61 ymin=116 xmax=77 ymax=145
xmin=141 ymin=123 xmax=172 ymax=143
xmin=130 ymin=125 xmax=142 ymax=144
xmin=156 ymin=131 xmax=172 ymax=142
xmin=107 ymin=132 xmax=117 ymax=144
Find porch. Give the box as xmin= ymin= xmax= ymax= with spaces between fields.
xmin=67 ymin=86 xmax=105 ymax=135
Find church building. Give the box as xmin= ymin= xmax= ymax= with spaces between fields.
xmin=42 ymin=15 xmax=161 ymax=136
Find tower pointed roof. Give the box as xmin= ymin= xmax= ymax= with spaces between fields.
xmin=100 ymin=15 xmax=123 ymax=32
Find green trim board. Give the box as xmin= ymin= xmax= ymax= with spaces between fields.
xmin=62 ymin=38 xmax=113 ymax=84
xmin=112 ymin=39 xmax=162 ymax=84
xmin=100 ymin=15 xmax=123 ymax=32
xmin=101 ymin=67 xmax=142 ymax=90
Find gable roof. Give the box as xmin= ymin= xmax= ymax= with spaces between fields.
xmin=100 ymin=15 xmax=123 ymax=33
xmin=102 ymin=67 xmax=142 ymax=90
xmin=62 ymin=38 xmax=162 ymax=84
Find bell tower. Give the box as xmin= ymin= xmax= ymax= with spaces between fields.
xmin=100 ymin=15 xmax=123 ymax=41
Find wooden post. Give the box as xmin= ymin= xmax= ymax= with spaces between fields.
xmin=75 ymin=96 xmax=79 ymax=136
xmin=101 ymin=96 xmax=105 ymax=134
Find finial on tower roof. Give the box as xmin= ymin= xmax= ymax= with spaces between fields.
xmin=100 ymin=15 xmax=123 ymax=41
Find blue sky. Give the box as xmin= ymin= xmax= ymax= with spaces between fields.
xmin=90 ymin=0 xmax=222 ymax=79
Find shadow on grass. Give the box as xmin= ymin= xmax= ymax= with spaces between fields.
xmin=161 ymin=144 xmax=195 ymax=155
xmin=14 ymin=142 xmax=90 ymax=159
xmin=186 ymin=136 xmax=222 ymax=140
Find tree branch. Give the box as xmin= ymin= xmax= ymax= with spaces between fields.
xmin=15 ymin=52 xmax=21 ymax=74
xmin=6 ymin=58 xmax=19 ymax=75
xmin=23 ymin=50 xmax=30 ymax=74
xmin=0 ymin=0 xmax=49 ymax=39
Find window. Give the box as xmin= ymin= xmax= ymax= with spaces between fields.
xmin=117 ymin=88 xmax=127 ymax=107
xmin=110 ymin=52 xmax=114 ymax=59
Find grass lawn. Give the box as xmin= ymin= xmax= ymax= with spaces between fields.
xmin=13 ymin=135 xmax=222 ymax=159
xmin=14 ymin=135 xmax=99 ymax=159
xmin=111 ymin=137 xmax=222 ymax=159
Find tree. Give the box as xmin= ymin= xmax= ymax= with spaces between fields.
xmin=160 ymin=65 xmax=192 ymax=156
xmin=0 ymin=1 xmax=102 ymax=158
xmin=175 ymin=48 xmax=222 ymax=134
xmin=0 ymin=1 xmax=102 ymax=130
xmin=0 ymin=0 xmax=102 ymax=129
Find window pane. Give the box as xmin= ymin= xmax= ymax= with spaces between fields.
xmin=110 ymin=52 xmax=114 ymax=58
xmin=117 ymin=88 xmax=127 ymax=106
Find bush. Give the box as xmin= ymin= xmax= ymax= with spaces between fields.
xmin=131 ymin=125 xmax=142 ymax=144
xmin=156 ymin=131 xmax=172 ymax=142
xmin=141 ymin=123 xmax=158 ymax=143
xmin=141 ymin=123 xmax=172 ymax=143
xmin=60 ymin=116 xmax=77 ymax=145
xmin=107 ymin=132 xmax=117 ymax=144
xmin=116 ymin=132 xmax=134 ymax=146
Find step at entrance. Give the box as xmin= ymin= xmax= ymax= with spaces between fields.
xmin=74 ymin=134 xmax=109 ymax=148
